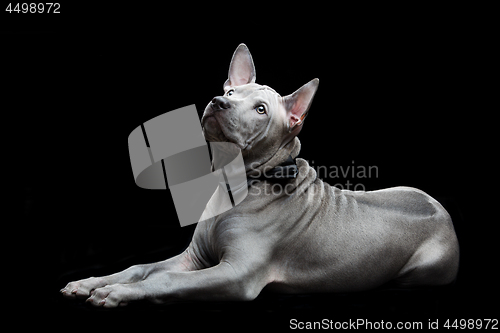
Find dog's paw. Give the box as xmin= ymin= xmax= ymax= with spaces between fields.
xmin=60 ymin=276 xmax=107 ymax=299
xmin=85 ymin=284 xmax=135 ymax=308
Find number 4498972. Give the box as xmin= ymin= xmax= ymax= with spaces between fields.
xmin=6 ymin=3 xmax=60 ymax=13
xmin=444 ymin=319 xmax=498 ymax=330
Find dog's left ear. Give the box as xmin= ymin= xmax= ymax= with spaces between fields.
xmin=223 ymin=43 xmax=256 ymax=89
xmin=284 ymin=78 xmax=319 ymax=133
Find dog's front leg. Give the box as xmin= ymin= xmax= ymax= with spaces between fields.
xmin=60 ymin=250 xmax=195 ymax=300
xmin=85 ymin=261 xmax=266 ymax=307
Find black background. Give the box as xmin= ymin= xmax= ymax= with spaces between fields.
xmin=7 ymin=3 xmax=495 ymax=330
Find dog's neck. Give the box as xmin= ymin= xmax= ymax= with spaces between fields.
xmin=245 ymin=137 xmax=301 ymax=178
xmin=210 ymin=137 xmax=301 ymax=185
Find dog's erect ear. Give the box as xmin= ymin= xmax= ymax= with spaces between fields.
xmin=223 ymin=43 xmax=256 ymax=89
xmin=284 ymin=78 xmax=319 ymax=133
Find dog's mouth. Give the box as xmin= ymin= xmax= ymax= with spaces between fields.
xmin=202 ymin=114 xmax=246 ymax=150
xmin=201 ymin=115 xmax=223 ymax=140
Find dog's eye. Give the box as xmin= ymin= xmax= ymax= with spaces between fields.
xmin=227 ymin=90 xmax=234 ymax=96
xmin=255 ymin=105 xmax=266 ymax=114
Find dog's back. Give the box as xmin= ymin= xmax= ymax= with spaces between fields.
xmin=265 ymin=162 xmax=459 ymax=293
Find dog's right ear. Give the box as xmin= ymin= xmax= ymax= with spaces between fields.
xmin=223 ymin=43 xmax=256 ymax=89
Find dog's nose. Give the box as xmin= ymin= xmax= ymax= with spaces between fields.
xmin=211 ymin=96 xmax=231 ymax=111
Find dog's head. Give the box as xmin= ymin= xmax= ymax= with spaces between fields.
xmin=201 ymin=44 xmax=319 ymax=168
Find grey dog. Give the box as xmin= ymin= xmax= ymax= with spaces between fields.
xmin=61 ymin=44 xmax=459 ymax=307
